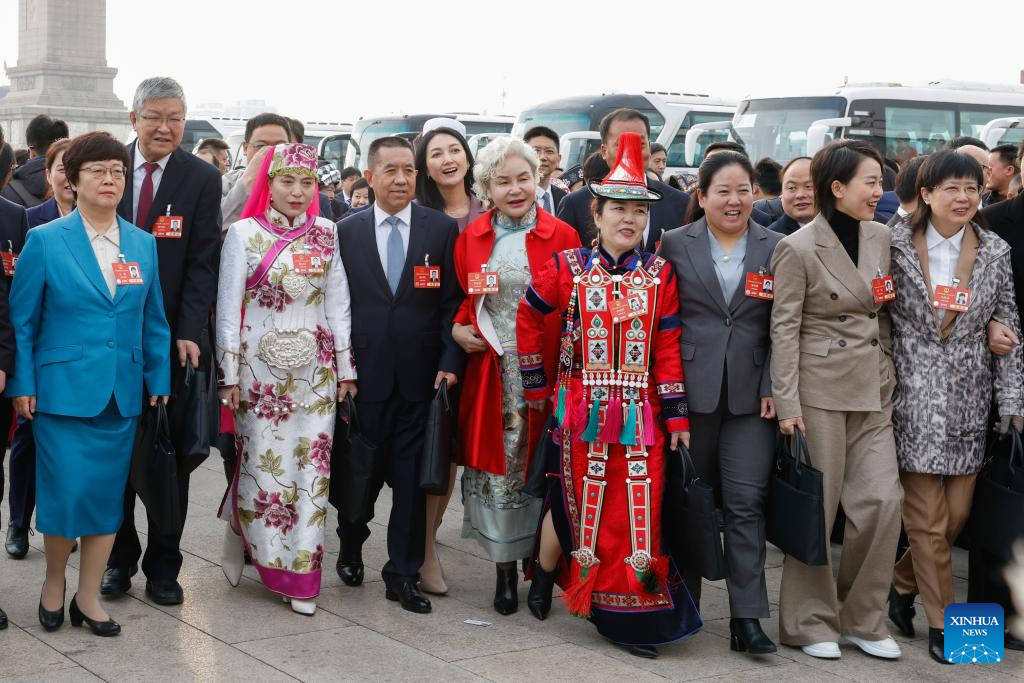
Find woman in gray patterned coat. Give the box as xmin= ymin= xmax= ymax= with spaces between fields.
xmin=887 ymin=150 xmax=1024 ymax=664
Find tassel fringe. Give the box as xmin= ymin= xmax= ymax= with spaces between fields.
xmin=581 ymin=399 xmax=602 ymax=442
xmin=620 ymin=400 xmax=638 ymax=446
xmin=562 ymin=559 xmax=600 ymax=618
xmin=642 ymin=400 xmax=655 ymax=446
xmin=599 ymin=396 xmax=622 ymax=443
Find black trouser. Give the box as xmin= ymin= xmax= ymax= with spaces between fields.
xmin=334 ymin=395 xmax=429 ymax=585
xmin=108 ymin=466 xmax=191 ymax=581
xmin=3 ymin=408 xmax=32 ymax=529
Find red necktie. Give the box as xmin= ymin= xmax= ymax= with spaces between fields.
xmin=135 ymin=161 xmax=160 ymax=228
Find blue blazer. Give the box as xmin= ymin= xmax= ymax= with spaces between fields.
xmin=6 ymin=211 xmax=172 ymax=417
xmin=26 ymin=197 xmax=63 ymax=229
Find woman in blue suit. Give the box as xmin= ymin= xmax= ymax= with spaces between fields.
xmin=6 ymin=132 xmax=171 ymax=637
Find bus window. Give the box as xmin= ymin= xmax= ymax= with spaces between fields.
xmin=960 ymin=109 xmax=1024 ymax=147
xmin=666 ymin=111 xmax=731 ymax=168
xmin=731 ymin=97 xmax=845 ymax=163
xmin=462 ymin=121 xmax=514 ymax=136
xmin=881 ymin=106 xmax=955 ymax=163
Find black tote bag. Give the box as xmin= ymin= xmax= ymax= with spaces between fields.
xmin=169 ymin=363 xmax=212 ymax=475
xmin=524 ymin=414 xmax=559 ymax=498
xmin=766 ymin=430 xmax=828 ymax=566
xmin=419 ymin=380 xmax=452 ymax=495
xmin=971 ymin=429 xmax=1024 ymax=558
xmin=665 ymin=444 xmax=728 ymax=581
xmin=129 ymin=402 xmax=181 ymax=536
xmin=329 ymin=395 xmax=379 ymax=527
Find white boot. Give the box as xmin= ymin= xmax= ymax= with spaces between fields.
xmin=221 ymin=524 xmax=244 ymax=587
xmin=289 ymin=598 xmax=317 ymax=616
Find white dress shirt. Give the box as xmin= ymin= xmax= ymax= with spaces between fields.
xmin=373 ymin=202 xmax=413 ymax=272
xmin=82 ymin=215 xmax=121 ymax=297
xmin=925 ymin=222 xmax=966 ymax=289
xmin=132 ymin=143 xmax=171 ymax=224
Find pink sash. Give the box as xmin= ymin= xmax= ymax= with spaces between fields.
xmin=244 ymin=213 xmax=315 ymax=290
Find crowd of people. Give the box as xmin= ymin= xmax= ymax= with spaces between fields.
xmin=0 ymin=75 xmax=1023 ymax=667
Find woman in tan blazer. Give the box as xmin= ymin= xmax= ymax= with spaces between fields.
xmin=770 ymin=140 xmax=903 ymax=660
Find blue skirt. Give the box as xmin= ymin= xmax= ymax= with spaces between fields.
xmin=34 ymin=397 xmax=137 ymax=538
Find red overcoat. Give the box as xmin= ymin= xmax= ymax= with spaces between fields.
xmin=453 ymin=207 xmax=581 ymax=475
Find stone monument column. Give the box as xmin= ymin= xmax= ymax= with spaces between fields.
xmin=0 ymin=0 xmax=128 ymax=146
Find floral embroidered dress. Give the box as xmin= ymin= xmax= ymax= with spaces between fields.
xmin=216 ymin=206 xmax=355 ymax=599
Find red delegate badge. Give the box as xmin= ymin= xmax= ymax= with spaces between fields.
xmin=872 ymin=275 xmax=896 ymax=303
xmin=744 ymin=272 xmax=774 ymax=300
xmin=609 ymin=293 xmax=647 ymax=324
xmin=1 ymin=251 xmax=18 ymax=277
xmin=113 ymin=262 xmax=144 ymax=285
xmin=414 ymin=265 xmax=441 ymax=288
xmin=932 ymin=284 xmax=971 ymax=312
xmin=293 ymin=251 xmax=325 ymax=275
xmin=467 ymin=271 xmax=500 ymax=295
xmin=152 ymin=214 xmax=184 ymax=239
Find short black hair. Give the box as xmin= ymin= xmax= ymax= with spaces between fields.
xmin=524 ymin=126 xmax=560 ymax=147
xmin=286 ymin=117 xmax=305 ymax=143
xmin=894 ymin=155 xmax=928 ymax=204
xmin=244 ymin=113 xmax=292 ymax=143
xmin=25 ymin=115 xmax=69 ymax=154
xmin=196 ymin=137 xmax=229 ymax=153
xmin=780 ymin=156 xmax=812 ymax=183
xmin=367 ymin=136 xmax=415 ymax=171
xmin=992 ymin=144 xmax=1020 ymax=172
xmin=705 ymin=140 xmax=748 ymax=157
xmin=582 ymin=151 xmax=610 ymax=182
xmin=350 ymin=177 xmax=373 ymax=203
xmin=598 ymin=108 xmax=650 ymax=143
xmin=946 ymin=135 xmax=988 ymax=152
xmin=685 ymin=151 xmax=756 ymax=224
xmin=650 ymin=142 xmax=667 ymax=156
xmin=754 ymin=157 xmax=782 ymax=196
xmin=910 ymin=150 xmax=986 ymax=232
xmin=62 ymin=131 xmax=131 ymax=187
xmin=340 ymin=166 xmax=361 ymax=181
xmin=810 ymin=139 xmax=884 ymax=220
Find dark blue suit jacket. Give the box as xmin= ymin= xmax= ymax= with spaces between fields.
xmin=556 ymin=178 xmax=689 ymax=250
xmin=26 ymin=197 xmax=62 ymax=229
xmin=874 ymin=191 xmax=899 ymax=223
xmin=117 ymin=144 xmax=222 ymax=343
xmin=0 ymin=197 xmax=25 ymax=374
xmin=767 ymin=213 xmax=803 ymax=236
xmin=336 ymin=203 xmax=465 ymax=403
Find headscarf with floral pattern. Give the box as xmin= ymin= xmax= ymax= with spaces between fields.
xmin=240 ymin=143 xmax=321 ymax=220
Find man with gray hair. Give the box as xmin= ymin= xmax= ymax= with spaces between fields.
xmin=102 ymin=76 xmax=222 ymax=607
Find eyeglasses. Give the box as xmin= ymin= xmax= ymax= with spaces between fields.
xmin=81 ymin=165 xmax=127 ymax=181
xmin=934 ymin=183 xmax=981 ymax=198
xmin=139 ymin=114 xmax=185 ymax=127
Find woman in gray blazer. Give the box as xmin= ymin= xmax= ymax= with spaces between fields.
xmin=661 ymin=152 xmax=783 ymax=655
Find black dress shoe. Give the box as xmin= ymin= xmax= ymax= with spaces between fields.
xmin=0 ymin=606 xmax=7 ymax=630
xmin=493 ymin=563 xmax=518 ymax=616
xmin=527 ymin=561 xmax=556 ymax=621
xmin=69 ymin=595 xmax=121 ymax=637
xmin=888 ymin=585 xmax=916 ymax=638
xmin=385 ymin=580 xmax=432 ymax=614
xmin=729 ymin=618 xmax=778 ymax=654
xmin=145 ymin=579 xmax=184 ymax=605
xmin=5 ymin=526 xmax=29 ymax=559
xmin=929 ymin=628 xmax=951 ymax=664
xmin=38 ymin=581 xmax=66 ymax=632
xmin=625 ymin=644 xmax=659 ymax=658
xmin=1006 ymin=630 xmax=1024 ymax=651
xmin=336 ymin=544 xmax=364 ymax=587
xmin=100 ymin=565 xmax=137 ymax=596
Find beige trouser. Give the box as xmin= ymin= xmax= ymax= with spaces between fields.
xmin=778 ymin=404 xmax=903 ymax=645
xmin=892 ymin=472 xmax=977 ymax=628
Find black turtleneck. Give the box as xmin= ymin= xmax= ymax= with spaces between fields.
xmin=829 ymin=210 xmax=860 ymax=266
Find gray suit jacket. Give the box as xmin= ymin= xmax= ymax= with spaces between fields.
xmin=661 ymin=218 xmax=783 ymax=415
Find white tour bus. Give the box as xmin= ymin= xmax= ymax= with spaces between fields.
xmin=343 ymin=113 xmax=515 ymax=171
xmin=223 ymin=121 xmax=353 ymax=172
xmin=686 ymin=81 xmax=1024 ymax=167
xmin=511 ymin=92 xmax=736 ymax=179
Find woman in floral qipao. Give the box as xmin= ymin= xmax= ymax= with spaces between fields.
xmin=215 ymin=143 xmax=357 ymax=615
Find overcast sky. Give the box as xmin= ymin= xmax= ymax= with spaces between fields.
xmin=1 ymin=0 xmax=1022 ymax=123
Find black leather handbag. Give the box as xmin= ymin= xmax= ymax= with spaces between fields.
xmin=169 ymin=363 xmax=212 ymax=475
xmin=971 ymin=429 xmax=1024 ymax=559
xmin=766 ymin=430 xmax=828 ymax=566
xmin=524 ymin=414 xmax=559 ymax=498
xmin=666 ymin=444 xmax=728 ymax=581
xmin=419 ymin=380 xmax=452 ymax=495
xmin=329 ymin=395 xmax=379 ymax=527
xmin=129 ymin=402 xmax=181 ymax=536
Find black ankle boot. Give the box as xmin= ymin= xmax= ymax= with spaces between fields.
xmin=888 ymin=585 xmax=916 ymax=638
xmin=527 ymin=561 xmax=556 ymax=621
xmin=929 ymin=628 xmax=951 ymax=664
xmin=493 ymin=563 xmax=518 ymax=615
xmin=729 ymin=618 xmax=777 ymax=654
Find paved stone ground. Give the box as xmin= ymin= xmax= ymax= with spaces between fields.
xmin=2 ymin=453 xmax=1023 ymax=681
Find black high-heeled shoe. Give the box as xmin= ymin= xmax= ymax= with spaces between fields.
xmin=929 ymin=628 xmax=951 ymax=664
xmin=888 ymin=585 xmax=916 ymax=638
xmin=69 ymin=594 xmax=121 ymax=637
xmin=493 ymin=563 xmax=518 ymax=615
xmin=729 ymin=618 xmax=777 ymax=654
xmin=38 ymin=580 xmax=66 ymax=632
xmin=527 ymin=561 xmax=556 ymax=621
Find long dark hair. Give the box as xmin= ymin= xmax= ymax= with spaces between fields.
xmin=414 ymin=127 xmax=475 ymax=211
xmin=909 ymin=149 xmax=987 ymax=233
xmin=683 ymin=151 xmax=756 ymax=224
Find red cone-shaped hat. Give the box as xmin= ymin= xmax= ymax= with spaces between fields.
xmin=588 ymin=131 xmax=662 ymax=201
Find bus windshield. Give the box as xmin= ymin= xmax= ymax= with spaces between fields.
xmin=345 ymin=117 xmax=431 ymax=169
xmin=731 ymin=97 xmax=845 ymax=162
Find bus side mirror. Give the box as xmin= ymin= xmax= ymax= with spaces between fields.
xmin=806 ymin=117 xmax=853 ymax=156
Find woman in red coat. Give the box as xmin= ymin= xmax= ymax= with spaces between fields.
xmin=453 ymin=136 xmax=580 ymax=616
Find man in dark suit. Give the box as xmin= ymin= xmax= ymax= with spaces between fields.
xmin=103 ymin=77 xmax=222 ymax=606
xmin=557 ymin=108 xmax=689 ymax=248
xmin=0 ymin=196 xmax=26 ymax=562
xmin=333 ymin=136 xmax=464 ymax=614
xmin=524 ymin=126 xmax=566 ymax=214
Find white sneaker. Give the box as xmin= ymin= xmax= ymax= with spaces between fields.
xmin=845 ymin=634 xmax=901 ymax=659
xmin=289 ymin=598 xmax=317 ymax=616
xmin=221 ymin=524 xmax=244 ymax=587
xmin=801 ymin=641 xmax=842 ymax=659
